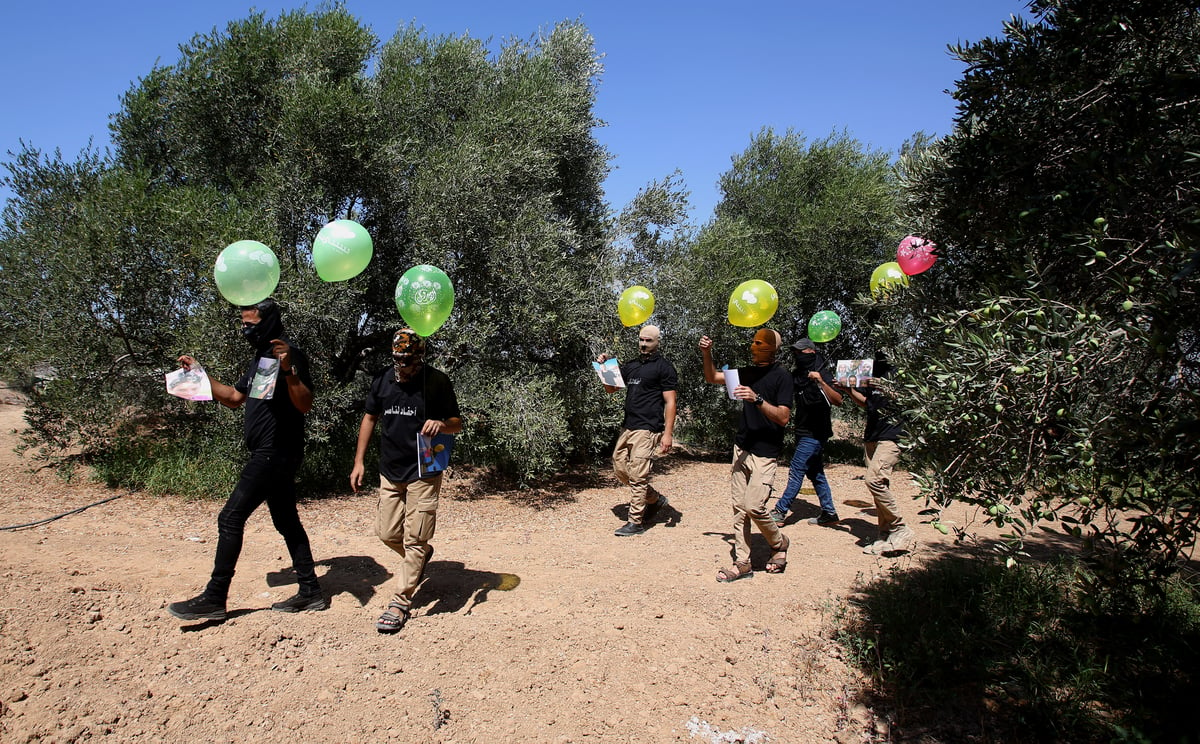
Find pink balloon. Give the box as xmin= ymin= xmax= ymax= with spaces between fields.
xmin=896 ymin=235 xmax=938 ymax=276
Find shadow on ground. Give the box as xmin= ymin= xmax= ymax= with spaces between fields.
xmin=414 ymin=561 xmax=521 ymax=616
xmin=267 ymin=555 xmax=390 ymax=607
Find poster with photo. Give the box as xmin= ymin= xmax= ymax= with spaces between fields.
xmin=418 ymin=433 xmax=455 ymax=477
xmin=835 ymin=359 xmax=874 ymax=388
xmin=592 ymin=358 xmax=625 ymax=388
xmin=165 ymin=365 xmax=213 ymax=401
xmin=249 ymin=357 xmax=280 ymax=400
xmin=723 ymin=366 xmax=740 ymax=400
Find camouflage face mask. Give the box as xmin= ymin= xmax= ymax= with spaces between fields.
xmin=392 ymin=329 xmax=426 ymax=382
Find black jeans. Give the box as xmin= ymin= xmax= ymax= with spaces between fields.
xmin=204 ymin=450 xmax=319 ymax=600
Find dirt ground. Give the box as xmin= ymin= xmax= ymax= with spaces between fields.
xmin=0 ymin=401 xmax=1002 ymax=743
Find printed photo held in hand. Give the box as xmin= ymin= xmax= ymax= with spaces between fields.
xmin=165 ymin=365 xmax=213 ymax=401
xmin=835 ymin=359 xmax=874 ymax=388
xmin=249 ymin=357 xmax=280 ymax=400
xmin=417 ymin=433 xmax=455 ymax=477
xmin=592 ymin=358 xmax=625 ymax=388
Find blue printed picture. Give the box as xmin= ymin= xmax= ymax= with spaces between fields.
xmin=417 ymin=433 xmax=455 ymax=477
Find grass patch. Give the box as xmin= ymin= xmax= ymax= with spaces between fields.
xmin=92 ymin=436 xmax=241 ymax=499
xmin=836 ymin=555 xmax=1200 ymax=742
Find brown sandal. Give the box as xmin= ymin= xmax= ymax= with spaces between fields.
xmin=765 ymin=534 xmax=790 ymax=574
xmin=716 ymin=561 xmax=753 ymax=583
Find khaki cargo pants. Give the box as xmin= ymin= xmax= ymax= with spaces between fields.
xmin=377 ymin=473 xmax=440 ymax=610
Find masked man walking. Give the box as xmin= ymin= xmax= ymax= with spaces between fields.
xmin=169 ymin=298 xmax=325 ymax=621
xmin=598 ymin=325 xmax=678 ymax=536
xmin=351 ymin=330 xmax=462 ymax=634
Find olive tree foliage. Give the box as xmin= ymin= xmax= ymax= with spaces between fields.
xmin=880 ymin=0 xmax=1200 ymax=582
xmin=0 ymin=8 xmax=616 ymax=490
xmin=651 ymin=129 xmax=901 ymax=448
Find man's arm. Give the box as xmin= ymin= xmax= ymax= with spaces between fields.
xmin=271 ymin=339 xmax=313 ymax=414
xmin=811 ymin=371 xmax=843 ymax=407
xmin=350 ymin=412 xmax=379 ymax=492
xmin=759 ymin=400 xmax=791 ymax=427
xmin=834 ymin=382 xmax=869 ymax=409
xmin=421 ymin=416 xmax=463 ymax=437
xmin=730 ymin=383 xmax=791 ymax=427
xmin=698 ymin=336 xmax=725 ymax=384
xmin=660 ymin=390 xmax=677 ymax=453
xmin=177 ymin=355 xmax=246 ymax=409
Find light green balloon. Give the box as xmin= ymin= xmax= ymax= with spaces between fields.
xmin=313 ymin=219 xmax=373 ymax=281
xmin=395 ymin=265 xmax=455 ymax=337
xmin=214 ymin=240 xmax=280 ymax=306
xmin=808 ymin=310 xmax=842 ymax=343
xmin=870 ymin=261 xmax=910 ymax=298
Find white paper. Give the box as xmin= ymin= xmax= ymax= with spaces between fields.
xmin=723 ymin=366 xmax=739 ymax=400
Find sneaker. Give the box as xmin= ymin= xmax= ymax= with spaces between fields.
xmin=271 ymin=591 xmax=329 ymax=613
xmin=167 ymin=594 xmax=226 ymax=621
xmin=807 ymin=511 xmax=840 ymax=527
xmin=614 ymin=521 xmax=646 ymax=536
xmin=885 ymin=525 xmax=916 ymax=552
xmin=644 ymin=495 xmax=670 ymax=522
xmin=769 ymin=509 xmax=787 ymax=526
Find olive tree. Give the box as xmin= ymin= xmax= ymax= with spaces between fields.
xmin=1 ymin=9 xmax=616 ymax=490
xmin=883 ymin=0 xmax=1200 ymax=582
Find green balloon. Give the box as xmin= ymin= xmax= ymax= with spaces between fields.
xmin=313 ymin=219 xmax=373 ymax=281
xmin=808 ymin=310 xmax=842 ymax=343
xmin=214 ymin=240 xmax=280 ymax=306
xmin=395 ymin=265 xmax=455 ymax=337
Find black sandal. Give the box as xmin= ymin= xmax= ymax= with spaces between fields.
xmin=375 ymin=601 xmax=410 ymax=634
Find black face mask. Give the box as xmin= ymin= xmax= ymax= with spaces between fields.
xmin=794 ymin=351 xmax=819 ymax=372
xmin=242 ymin=322 xmax=264 ymax=346
xmin=240 ymin=304 xmax=284 ymax=350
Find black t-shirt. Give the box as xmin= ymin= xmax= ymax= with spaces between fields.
xmin=792 ymin=368 xmax=835 ymax=440
xmin=734 ymin=363 xmax=794 ymax=458
xmin=862 ymin=387 xmax=904 ymax=442
xmin=234 ymin=342 xmax=314 ymax=455
xmin=365 ymin=365 xmax=461 ymax=484
xmin=619 ymin=353 xmax=678 ymax=432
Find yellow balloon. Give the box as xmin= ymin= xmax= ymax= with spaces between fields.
xmin=870 ymin=262 xmax=910 ymax=298
xmin=727 ymin=280 xmax=779 ymax=327
xmin=618 ymin=286 xmax=655 ymax=326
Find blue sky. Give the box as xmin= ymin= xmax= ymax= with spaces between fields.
xmin=0 ymin=1 xmax=1030 ymax=223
